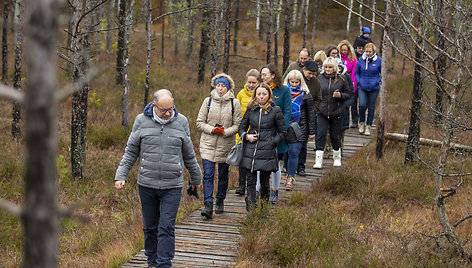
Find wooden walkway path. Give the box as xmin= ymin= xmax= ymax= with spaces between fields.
xmin=121 ymin=127 xmax=373 ymax=267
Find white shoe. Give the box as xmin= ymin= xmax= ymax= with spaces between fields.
xmin=364 ymin=125 xmax=371 ymax=135
xmin=313 ymin=150 xmax=323 ymax=169
xmin=358 ymin=122 xmax=365 ymax=134
xmin=333 ymin=149 xmax=341 ymax=167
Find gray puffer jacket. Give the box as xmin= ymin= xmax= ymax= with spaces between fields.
xmin=115 ymin=102 xmax=202 ymax=189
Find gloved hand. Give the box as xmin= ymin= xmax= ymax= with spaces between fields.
xmin=211 ymin=126 xmax=225 ymax=136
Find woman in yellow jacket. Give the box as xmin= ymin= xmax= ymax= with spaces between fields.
xmin=235 ymin=69 xmax=260 ymax=195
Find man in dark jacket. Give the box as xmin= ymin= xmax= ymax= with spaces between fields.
xmin=353 ymin=26 xmax=373 ymax=59
xmin=297 ymin=60 xmax=322 ymax=176
xmin=115 ymin=89 xmax=202 ymax=268
xmin=283 ymin=48 xmax=311 ymax=78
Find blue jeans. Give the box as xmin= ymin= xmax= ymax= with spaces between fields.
xmin=202 ymin=159 xmax=229 ymax=203
xmin=138 ymin=185 xmax=182 ymax=268
xmin=286 ymin=142 xmax=303 ymax=176
xmin=358 ymin=89 xmax=379 ymax=126
xmin=315 ymin=115 xmax=343 ymax=151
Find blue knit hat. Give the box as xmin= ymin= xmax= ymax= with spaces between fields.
xmin=362 ymin=26 xmax=371 ymax=34
xmin=215 ymin=77 xmax=230 ymax=90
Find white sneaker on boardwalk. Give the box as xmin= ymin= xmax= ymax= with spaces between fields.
xmin=333 ymin=149 xmax=341 ymax=167
xmin=364 ymin=125 xmax=371 ymax=135
xmin=358 ymin=122 xmax=365 ymax=134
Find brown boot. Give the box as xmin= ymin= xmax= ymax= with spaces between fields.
xmin=285 ymin=175 xmax=295 ymax=191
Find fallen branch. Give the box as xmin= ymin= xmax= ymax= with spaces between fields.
xmin=454 ymin=214 xmax=472 ymax=228
xmin=385 ymin=133 xmax=472 ymax=152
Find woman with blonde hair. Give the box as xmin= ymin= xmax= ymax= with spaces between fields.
xmin=313 ymin=57 xmax=352 ymax=169
xmin=337 ymin=39 xmax=359 ymax=128
xmin=238 ymin=83 xmax=287 ymax=211
xmin=282 ymin=70 xmax=316 ymax=191
xmin=313 ymin=50 xmax=327 ymax=73
xmin=355 ymin=42 xmax=382 ymax=135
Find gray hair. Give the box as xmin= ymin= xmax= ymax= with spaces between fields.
xmin=153 ymin=89 xmax=174 ymax=103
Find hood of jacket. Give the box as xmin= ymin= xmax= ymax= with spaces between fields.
xmin=361 ymin=52 xmax=378 ymax=69
xmin=210 ymin=73 xmax=235 ymax=92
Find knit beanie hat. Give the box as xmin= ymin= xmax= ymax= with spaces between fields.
xmin=215 ymin=77 xmax=230 ymax=90
xmin=362 ymin=26 xmax=371 ymax=34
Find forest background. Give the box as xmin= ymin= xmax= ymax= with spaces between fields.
xmin=0 ymin=0 xmax=471 ymax=267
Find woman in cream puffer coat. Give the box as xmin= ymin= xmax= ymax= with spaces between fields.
xmin=196 ymin=73 xmax=242 ymax=219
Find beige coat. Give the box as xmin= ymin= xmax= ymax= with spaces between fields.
xmin=196 ymin=74 xmax=242 ymax=163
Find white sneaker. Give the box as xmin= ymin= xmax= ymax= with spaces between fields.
xmin=333 ymin=149 xmax=341 ymax=167
xmin=358 ymin=122 xmax=365 ymax=134
xmin=313 ymin=150 xmax=323 ymax=169
xmin=364 ymin=125 xmax=371 ymax=135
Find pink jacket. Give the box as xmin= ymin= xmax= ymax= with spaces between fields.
xmin=341 ymin=53 xmax=358 ymax=92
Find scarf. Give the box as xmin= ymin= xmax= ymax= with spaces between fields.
xmin=289 ymin=84 xmax=304 ymax=122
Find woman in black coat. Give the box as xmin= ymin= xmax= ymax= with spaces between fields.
xmin=314 ymin=57 xmax=352 ymax=169
xmin=238 ymin=83 xmax=287 ymax=211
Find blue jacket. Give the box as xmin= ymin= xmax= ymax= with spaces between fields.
xmin=272 ymin=84 xmax=291 ymax=154
xmin=355 ymin=53 xmax=382 ymax=92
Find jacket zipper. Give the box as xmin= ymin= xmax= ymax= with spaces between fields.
xmin=250 ymin=108 xmax=262 ymax=172
xmin=158 ymin=125 xmax=164 ymax=188
xmin=327 ymin=77 xmax=332 ymax=119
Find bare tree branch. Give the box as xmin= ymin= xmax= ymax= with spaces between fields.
xmin=55 ymin=67 xmax=101 ymax=102
xmin=0 ymin=197 xmax=22 ymax=217
xmin=454 ymin=214 xmax=472 ymax=228
xmin=152 ymin=4 xmax=204 ymax=24
xmin=0 ymin=85 xmax=23 ymax=103
xmin=332 ymin=0 xmax=385 ymax=28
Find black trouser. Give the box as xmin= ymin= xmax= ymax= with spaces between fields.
xmin=297 ymin=140 xmax=308 ymax=171
xmin=237 ymin=166 xmax=248 ymax=191
xmin=245 ymin=168 xmax=270 ymax=206
xmin=315 ymin=115 xmax=343 ymax=151
xmin=350 ymin=90 xmax=359 ymax=124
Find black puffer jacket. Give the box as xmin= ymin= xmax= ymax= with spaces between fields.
xmin=285 ymin=93 xmax=316 ymax=143
xmin=317 ymin=73 xmax=352 ymax=118
xmin=238 ymin=103 xmax=286 ymax=172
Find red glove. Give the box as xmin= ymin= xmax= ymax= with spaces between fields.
xmin=212 ymin=126 xmax=225 ymax=136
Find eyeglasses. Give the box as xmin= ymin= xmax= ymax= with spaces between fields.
xmin=155 ymin=105 xmax=173 ymax=113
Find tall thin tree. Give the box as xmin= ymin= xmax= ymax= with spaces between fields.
xmin=185 ymin=0 xmax=196 ymax=60
xmin=121 ymin=0 xmax=135 ymax=129
xmin=2 ymin=0 xmax=9 ymax=84
xmin=210 ymin=0 xmax=222 ymax=77
xmin=405 ymin=1 xmax=424 ymax=164
xmin=11 ymin=0 xmax=23 ymax=138
xmin=232 ymin=0 xmax=240 ymax=54
xmin=197 ymin=0 xmax=211 ymax=84
xmin=302 ymin=0 xmax=308 ymax=48
xmin=282 ymin=0 xmax=291 ymax=74
xmin=23 ymin=0 xmax=61 ymax=265
xmin=116 ymin=0 xmax=126 ymax=85
xmin=265 ymin=0 xmax=273 ymax=64
xmin=222 ymin=0 xmax=231 ymax=73
xmin=144 ymin=0 xmax=152 ymax=107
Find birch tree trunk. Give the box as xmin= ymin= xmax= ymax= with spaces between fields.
xmin=71 ymin=0 xmax=91 ymax=180
xmin=310 ymin=0 xmax=320 ymax=55
xmin=11 ymin=0 xmax=23 ymax=138
xmin=105 ymin=0 xmax=114 ymax=54
xmin=297 ymin=0 xmax=304 ymax=27
xmin=273 ymin=0 xmax=282 ymax=66
xmin=144 ymin=0 xmax=152 ymax=107
xmin=371 ymin=0 xmax=376 ymax=31
xmin=121 ymin=0 xmax=134 ymax=129
xmin=292 ymin=0 xmax=297 ymax=27
xmin=265 ymin=0 xmax=273 ymax=64
xmin=116 ymin=0 xmax=126 ymax=85
xmin=282 ymin=0 xmax=291 ymax=74
xmin=23 ymin=0 xmax=61 ymax=265
xmin=375 ymin=0 xmax=390 ymax=160
xmin=2 ymin=0 xmax=9 ymax=84
xmin=256 ymin=0 xmax=260 ymax=31
xmin=210 ymin=0 xmax=222 ymax=78
xmin=302 ymin=0 xmax=308 ymax=48
xmin=232 ymin=0 xmax=240 ymax=54
xmin=185 ymin=0 xmax=195 ymax=60
xmin=222 ymin=0 xmax=231 ymax=74
xmin=197 ymin=0 xmax=211 ymax=84
xmin=405 ymin=3 xmax=424 ymax=164
xmin=346 ymin=0 xmax=353 ymax=34
xmin=358 ymin=3 xmax=362 ymax=34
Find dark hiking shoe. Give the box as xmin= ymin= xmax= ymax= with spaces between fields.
xmin=201 ymin=201 xmax=213 ymax=219
xmin=215 ymin=198 xmax=224 ymax=214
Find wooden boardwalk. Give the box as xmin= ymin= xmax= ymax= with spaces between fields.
xmin=121 ymin=127 xmax=373 ymax=268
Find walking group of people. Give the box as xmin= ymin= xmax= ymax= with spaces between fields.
xmin=114 ymin=27 xmax=382 ymax=268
